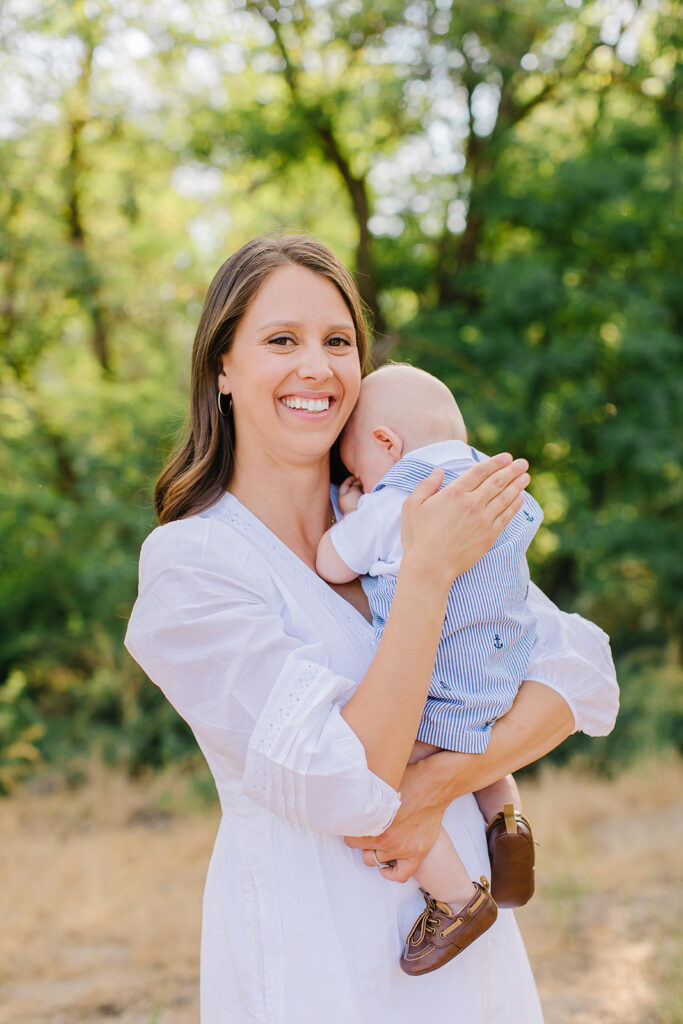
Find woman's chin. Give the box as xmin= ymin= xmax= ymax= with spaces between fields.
xmin=289 ymin=440 xmax=339 ymax=467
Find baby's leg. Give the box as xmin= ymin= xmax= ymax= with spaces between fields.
xmin=407 ymin=740 xmax=440 ymax=763
xmin=413 ymin=827 xmax=476 ymax=906
xmin=477 ymin=773 xmax=536 ymax=909
xmin=401 ymin=742 xmax=497 ymax=975
xmin=408 ymin=741 xmax=476 ymax=906
xmin=474 ymin=773 xmax=522 ymax=824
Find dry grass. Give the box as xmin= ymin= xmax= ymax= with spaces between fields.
xmin=2 ymin=758 xmax=681 ymax=1023
xmin=520 ymin=756 xmax=683 ymax=1024
xmin=1 ymin=765 xmax=213 ymax=1023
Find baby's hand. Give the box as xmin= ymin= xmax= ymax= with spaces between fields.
xmin=338 ymin=475 xmax=363 ymax=514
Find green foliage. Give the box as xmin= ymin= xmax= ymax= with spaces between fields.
xmin=401 ymin=94 xmax=682 ymax=660
xmin=0 ymin=670 xmax=46 ymax=793
xmin=534 ymin=644 xmax=683 ymax=777
xmin=0 ymin=0 xmax=680 ymax=786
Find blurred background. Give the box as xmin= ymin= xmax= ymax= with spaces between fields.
xmin=1 ymin=0 xmax=681 ymax=1021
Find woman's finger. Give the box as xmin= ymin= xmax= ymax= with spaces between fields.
xmin=344 ymin=834 xmax=368 ymax=849
xmin=441 ymin=459 xmax=527 ymax=514
xmin=477 ymin=459 xmax=529 ymax=506
xmin=361 ymin=848 xmax=401 ymax=870
xmin=485 ymin=472 xmax=530 ymax=517
xmin=437 ymin=457 xmax=528 ymax=510
xmin=403 ymin=467 xmax=444 ymax=507
xmin=453 ymin=452 xmax=513 ymax=492
xmin=360 ymin=852 xmax=415 ymax=882
xmin=362 ymin=855 xmax=424 ymax=883
xmin=492 ymin=490 xmax=526 ymax=532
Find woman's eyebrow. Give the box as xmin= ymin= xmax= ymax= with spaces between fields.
xmin=258 ymin=319 xmax=355 ymax=332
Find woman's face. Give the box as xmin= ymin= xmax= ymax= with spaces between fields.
xmin=219 ymin=264 xmax=362 ymax=471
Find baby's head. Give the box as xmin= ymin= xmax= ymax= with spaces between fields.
xmin=339 ymin=363 xmax=467 ymax=492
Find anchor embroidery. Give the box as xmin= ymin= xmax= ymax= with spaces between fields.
xmin=493 ymin=635 xmax=503 ymax=650
xmin=522 ymin=510 xmax=534 ymax=522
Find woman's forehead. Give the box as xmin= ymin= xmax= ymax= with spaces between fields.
xmin=245 ymin=264 xmax=354 ymax=330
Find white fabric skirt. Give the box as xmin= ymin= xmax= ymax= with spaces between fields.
xmin=199 ymin=786 xmax=544 ymax=1024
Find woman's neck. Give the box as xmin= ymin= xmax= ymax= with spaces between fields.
xmin=228 ymin=454 xmax=334 ymax=570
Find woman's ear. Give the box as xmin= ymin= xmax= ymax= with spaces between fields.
xmin=372 ymin=425 xmax=404 ymax=463
xmin=218 ymin=356 xmax=230 ymax=395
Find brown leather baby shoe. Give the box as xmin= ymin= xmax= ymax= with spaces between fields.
xmin=485 ymin=803 xmax=535 ymax=909
xmin=400 ymin=878 xmax=497 ymax=976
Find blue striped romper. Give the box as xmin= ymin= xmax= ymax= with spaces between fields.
xmin=331 ymin=444 xmax=543 ymax=753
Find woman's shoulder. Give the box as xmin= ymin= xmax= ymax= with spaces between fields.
xmin=138 ymin=500 xmax=270 ymax=590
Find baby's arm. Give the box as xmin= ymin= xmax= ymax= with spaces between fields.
xmin=316 ymin=531 xmax=359 ymax=583
xmin=316 ymin=476 xmax=364 ymax=584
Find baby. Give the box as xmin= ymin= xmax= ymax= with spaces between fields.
xmin=317 ymin=363 xmax=541 ymax=976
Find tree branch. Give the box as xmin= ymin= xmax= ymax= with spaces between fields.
xmin=247 ymin=1 xmax=389 ymax=342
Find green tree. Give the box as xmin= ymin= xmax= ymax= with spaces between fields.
xmin=0 ymin=0 xmax=679 ymax=781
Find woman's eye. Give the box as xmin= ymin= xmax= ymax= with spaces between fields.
xmin=327 ymin=336 xmax=352 ymax=348
xmin=268 ymin=336 xmax=294 ymax=347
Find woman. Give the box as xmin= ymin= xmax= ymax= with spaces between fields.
xmin=125 ymin=236 xmax=618 ymax=1023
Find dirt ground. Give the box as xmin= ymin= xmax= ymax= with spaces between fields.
xmin=1 ymin=758 xmax=681 ymax=1024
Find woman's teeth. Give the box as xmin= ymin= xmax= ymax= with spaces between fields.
xmin=281 ymin=397 xmax=330 ymax=411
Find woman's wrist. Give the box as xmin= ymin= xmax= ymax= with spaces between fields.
xmin=399 ymin=551 xmax=453 ymax=603
xmin=405 ymin=750 xmax=459 ymax=812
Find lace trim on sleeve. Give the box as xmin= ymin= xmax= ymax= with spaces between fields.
xmin=253 ymin=661 xmax=323 ymax=759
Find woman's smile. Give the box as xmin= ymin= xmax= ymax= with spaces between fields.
xmin=279 ymin=392 xmax=335 ymax=416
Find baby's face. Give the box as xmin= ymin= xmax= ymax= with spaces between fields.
xmin=339 ymin=418 xmax=396 ymax=493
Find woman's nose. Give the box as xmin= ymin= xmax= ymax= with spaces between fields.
xmin=295 ymin=344 xmax=334 ymax=380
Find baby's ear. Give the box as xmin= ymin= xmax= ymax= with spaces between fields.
xmin=372 ymin=425 xmax=403 ymax=462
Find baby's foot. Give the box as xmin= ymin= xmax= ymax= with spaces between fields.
xmin=485 ymin=803 xmax=535 ymax=908
xmin=400 ymin=877 xmax=497 ymax=976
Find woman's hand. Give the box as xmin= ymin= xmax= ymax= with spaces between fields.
xmin=345 ymin=757 xmax=447 ymax=882
xmin=400 ymin=453 xmax=530 ymax=590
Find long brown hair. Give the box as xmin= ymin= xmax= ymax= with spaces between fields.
xmin=155 ymin=235 xmax=372 ymax=523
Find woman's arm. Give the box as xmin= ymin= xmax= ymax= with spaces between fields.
xmin=345 ymin=680 xmax=573 ymax=879
xmin=341 ymin=454 xmax=530 ymax=789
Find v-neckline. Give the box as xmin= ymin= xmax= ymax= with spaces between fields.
xmin=209 ymin=490 xmax=374 ymax=641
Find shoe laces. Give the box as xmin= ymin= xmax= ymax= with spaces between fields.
xmin=407 ymin=889 xmax=455 ymax=946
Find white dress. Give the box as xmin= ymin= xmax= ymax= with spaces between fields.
xmin=125 ymin=490 xmax=619 ymax=1024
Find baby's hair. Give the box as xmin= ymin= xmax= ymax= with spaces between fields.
xmin=352 ymin=362 xmax=467 ymax=449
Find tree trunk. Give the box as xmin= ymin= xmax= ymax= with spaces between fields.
xmin=64 ymin=45 xmax=110 ymax=373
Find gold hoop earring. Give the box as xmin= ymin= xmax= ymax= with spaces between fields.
xmin=218 ymin=390 xmax=232 ymax=417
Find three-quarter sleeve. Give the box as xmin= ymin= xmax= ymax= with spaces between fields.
xmin=124 ymin=518 xmax=400 ymax=837
xmin=525 ymin=582 xmax=619 ymax=736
